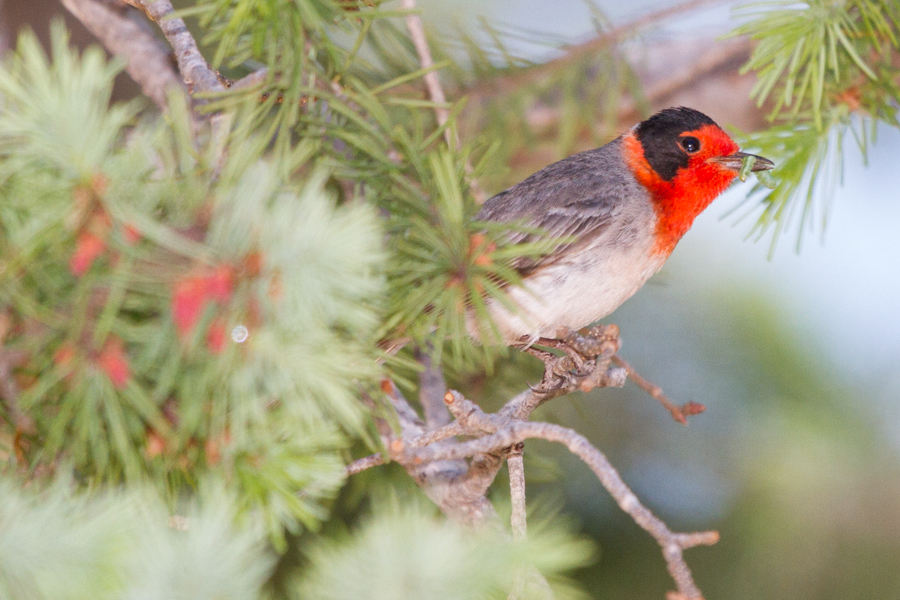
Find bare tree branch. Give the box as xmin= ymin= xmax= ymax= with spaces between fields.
xmin=378 ymin=379 xmax=498 ymax=525
xmin=407 ymin=420 xmax=469 ymax=449
xmin=410 ymin=416 xmax=717 ymax=600
xmin=59 ymin=0 xmax=184 ymax=111
xmin=505 ymin=324 xmax=626 ymax=421
xmin=357 ymin=336 xmax=716 ymax=599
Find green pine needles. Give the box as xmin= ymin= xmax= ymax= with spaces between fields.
xmin=0 ymin=4 xmax=539 ymax=552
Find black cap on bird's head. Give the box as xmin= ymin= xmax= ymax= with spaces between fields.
xmin=635 ymin=107 xmax=718 ymax=142
xmin=633 ymin=107 xmax=773 ymax=181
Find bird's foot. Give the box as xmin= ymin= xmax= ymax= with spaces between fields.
xmin=520 ymin=324 xmax=626 ymax=395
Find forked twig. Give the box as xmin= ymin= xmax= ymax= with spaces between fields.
xmin=354 ymin=373 xmax=717 ymax=599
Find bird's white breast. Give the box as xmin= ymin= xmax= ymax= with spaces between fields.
xmin=480 ymin=198 xmax=664 ymax=344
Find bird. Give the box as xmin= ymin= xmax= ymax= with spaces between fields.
xmin=474 ymin=106 xmax=774 ymax=346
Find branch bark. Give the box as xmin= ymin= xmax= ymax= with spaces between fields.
xmin=507 ymin=447 xmax=527 ymax=540
xmin=417 ymin=345 xmax=451 ymax=429
xmin=137 ymin=0 xmax=225 ymax=95
xmin=59 ymin=0 xmax=184 ymax=111
xmin=346 ymin=453 xmax=384 ymax=476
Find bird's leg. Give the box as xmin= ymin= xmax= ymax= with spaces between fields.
xmin=539 ymin=324 xmax=621 ymax=366
xmin=520 ymin=345 xmax=581 ymax=391
xmin=519 ymin=324 xmax=623 ymax=394
xmin=560 ymin=324 xmax=621 ymax=359
xmin=528 ymin=336 xmax=588 ymax=375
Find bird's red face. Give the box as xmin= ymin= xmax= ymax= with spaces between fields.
xmin=622 ymin=107 xmax=773 ymax=255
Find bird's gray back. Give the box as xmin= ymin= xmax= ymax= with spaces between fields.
xmin=475 ymin=137 xmax=642 ymax=225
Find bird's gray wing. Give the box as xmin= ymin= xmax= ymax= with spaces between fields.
xmin=475 ymin=143 xmax=631 ymax=274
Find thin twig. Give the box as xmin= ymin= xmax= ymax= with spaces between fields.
xmin=406 ymin=420 xmax=469 ymax=449
xmin=612 ymin=355 xmax=706 ymax=425
xmin=399 ymin=0 xmax=485 ymax=201
xmin=60 ymin=0 xmax=185 ymax=111
xmin=137 ymin=0 xmax=225 ymax=95
xmin=229 ymin=68 xmax=270 ymax=91
xmin=399 ymin=0 xmax=450 ymax=142
xmin=346 ymin=453 xmax=385 ymax=476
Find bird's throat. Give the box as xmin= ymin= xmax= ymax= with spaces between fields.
xmin=622 ymin=134 xmax=735 ymax=255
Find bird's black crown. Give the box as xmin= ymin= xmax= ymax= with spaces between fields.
xmin=634 ymin=107 xmax=719 ymax=181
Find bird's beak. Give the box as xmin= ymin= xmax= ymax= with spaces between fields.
xmin=709 ymin=151 xmax=775 ymax=173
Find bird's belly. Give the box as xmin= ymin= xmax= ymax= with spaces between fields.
xmin=484 ymin=238 xmax=665 ymax=344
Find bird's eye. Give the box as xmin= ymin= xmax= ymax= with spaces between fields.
xmin=681 ymin=136 xmax=701 ymax=154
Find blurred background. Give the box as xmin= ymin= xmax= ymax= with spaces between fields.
xmin=3 ymin=0 xmax=899 ymax=597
